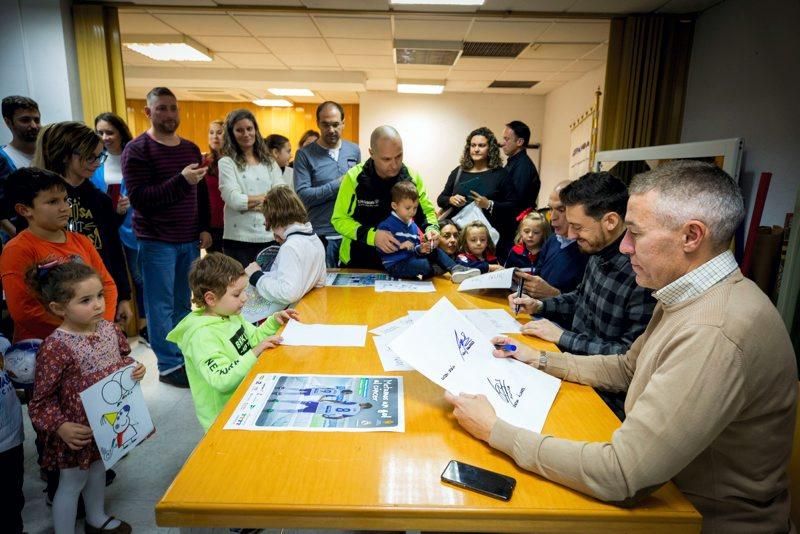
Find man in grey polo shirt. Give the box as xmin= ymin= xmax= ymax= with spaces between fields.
xmin=293 ymin=101 xmax=361 ymax=267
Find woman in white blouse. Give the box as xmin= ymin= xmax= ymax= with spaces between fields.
xmin=218 ymin=109 xmax=292 ymax=266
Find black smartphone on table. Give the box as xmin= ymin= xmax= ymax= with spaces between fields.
xmin=441 ymin=460 xmax=516 ymax=501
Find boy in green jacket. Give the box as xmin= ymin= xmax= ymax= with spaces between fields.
xmin=167 ymin=253 xmax=297 ymax=431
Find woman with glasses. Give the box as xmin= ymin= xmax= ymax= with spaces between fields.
xmin=218 ymin=109 xmax=292 ymax=266
xmin=32 ymin=121 xmax=133 ymax=325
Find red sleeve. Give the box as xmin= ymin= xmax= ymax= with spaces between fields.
xmin=0 ymin=238 xmax=60 ymax=340
xmin=28 ymin=338 xmax=71 ymax=433
xmin=75 ymin=234 xmax=118 ymax=322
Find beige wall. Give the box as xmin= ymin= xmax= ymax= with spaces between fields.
xmin=358 ymin=92 xmax=545 ymax=206
xmin=538 ymin=65 xmax=606 ymax=200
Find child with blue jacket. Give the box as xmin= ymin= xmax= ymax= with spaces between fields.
xmin=376 ymin=182 xmax=479 ymax=282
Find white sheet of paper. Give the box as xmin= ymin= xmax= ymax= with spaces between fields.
xmin=79 ymin=365 xmax=155 ymax=469
xmin=390 ymin=297 xmax=560 ymax=432
xmin=373 ymin=335 xmax=414 ymax=371
xmin=280 ymin=319 xmax=367 ymax=347
xmin=460 ymin=309 xmax=522 ymax=337
xmin=370 ymin=315 xmax=415 ymax=336
xmin=374 ymin=280 xmax=435 ymax=293
xmin=457 ymin=268 xmax=515 ymax=291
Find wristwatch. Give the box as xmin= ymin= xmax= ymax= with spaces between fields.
xmin=537 ymin=350 xmax=548 ymax=371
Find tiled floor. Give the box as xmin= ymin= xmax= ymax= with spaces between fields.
xmin=20 ymin=340 xmax=356 ymax=534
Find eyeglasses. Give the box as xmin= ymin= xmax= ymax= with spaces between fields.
xmin=78 ymin=151 xmax=108 ymax=165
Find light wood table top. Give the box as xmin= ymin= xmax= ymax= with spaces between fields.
xmin=156 ymin=275 xmax=701 ymax=532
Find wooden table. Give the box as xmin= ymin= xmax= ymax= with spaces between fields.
xmin=156 ymin=276 xmax=701 ymax=532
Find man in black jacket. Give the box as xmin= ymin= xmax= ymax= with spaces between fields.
xmin=502 ymin=120 xmax=541 ymax=214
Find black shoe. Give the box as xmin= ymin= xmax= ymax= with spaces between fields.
xmin=138 ymin=326 xmax=150 ymax=347
xmin=159 ymin=366 xmax=190 ymax=388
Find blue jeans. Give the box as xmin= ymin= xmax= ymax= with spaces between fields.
xmin=384 ymin=248 xmax=456 ymax=279
xmin=138 ymin=240 xmax=198 ymax=373
xmin=325 ymin=238 xmax=341 ymax=268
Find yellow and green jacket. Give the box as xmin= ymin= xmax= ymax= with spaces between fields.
xmin=331 ymin=159 xmax=439 ymax=267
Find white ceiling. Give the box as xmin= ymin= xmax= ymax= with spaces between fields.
xmin=115 ymin=0 xmax=718 ymax=103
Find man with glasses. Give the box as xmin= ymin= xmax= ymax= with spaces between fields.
xmin=122 ymin=87 xmax=206 ymax=388
xmin=293 ymin=101 xmax=361 ymax=267
xmin=515 ymin=180 xmax=588 ymax=297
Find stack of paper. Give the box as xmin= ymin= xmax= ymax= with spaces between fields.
xmin=389 ymin=297 xmax=561 ymax=432
xmin=369 ymin=316 xmax=415 ymax=371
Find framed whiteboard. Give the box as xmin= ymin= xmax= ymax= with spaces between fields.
xmin=594 ymin=138 xmax=744 ymax=181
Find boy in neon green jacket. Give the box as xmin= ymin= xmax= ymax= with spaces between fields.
xmin=167 ymin=253 xmax=298 ymax=431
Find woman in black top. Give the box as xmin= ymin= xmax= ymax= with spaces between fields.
xmin=437 ymin=126 xmax=515 ymax=258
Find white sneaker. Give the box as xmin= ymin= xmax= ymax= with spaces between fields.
xmin=450 ymin=266 xmax=481 ymax=283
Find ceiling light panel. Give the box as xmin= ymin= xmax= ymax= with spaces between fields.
xmin=397 ymin=83 xmax=445 ymax=94
xmin=125 ymin=43 xmax=212 ymax=62
xmin=268 ymin=88 xmax=314 ymax=96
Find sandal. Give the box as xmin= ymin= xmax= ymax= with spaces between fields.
xmin=84 ymin=516 xmax=132 ymax=534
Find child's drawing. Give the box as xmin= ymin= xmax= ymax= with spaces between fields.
xmin=80 ymin=365 xmax=155 ymax=469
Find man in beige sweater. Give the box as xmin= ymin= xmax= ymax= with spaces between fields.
xmin=446 ymin=160 xmax=797 ymax=533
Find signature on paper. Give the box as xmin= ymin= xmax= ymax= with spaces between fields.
xmin=487 ymin=377 xmax=522 ymax=407
xmin=454 ymin=330 xmax=475 ymax=359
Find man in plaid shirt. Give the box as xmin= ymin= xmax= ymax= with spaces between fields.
xmin=513 ymin=172 xmax=655 ymax=356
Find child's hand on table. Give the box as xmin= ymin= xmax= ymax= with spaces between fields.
xmin=273 ymin=309 xmax=299 ymax=325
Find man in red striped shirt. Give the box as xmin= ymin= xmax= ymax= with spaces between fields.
xmin=122 ymin=87 xmax=208 ymax=388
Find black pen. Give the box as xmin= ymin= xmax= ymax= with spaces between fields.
xmin=513 ymin=275 xmax=524 ymax=315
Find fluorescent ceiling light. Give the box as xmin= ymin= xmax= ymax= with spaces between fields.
xmin=268 ymin=88 xmax=314 ymax=97
xmin=252 ymin=99 xmax=293 ymax=107
xmin=125 ymin=42 xmax=211 ymax=62
xmin=397 ymin=83 xmax=444 ymax=94
xmin=391 ymin=0 xmax=484 ymax=5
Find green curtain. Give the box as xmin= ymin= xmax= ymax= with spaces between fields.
xmin=601 ymin=15 xmax=695 ymax=151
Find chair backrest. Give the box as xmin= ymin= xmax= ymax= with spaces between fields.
xmin=791 ymin=383 xmax=800 ymax=525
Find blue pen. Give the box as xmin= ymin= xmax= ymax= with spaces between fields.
xmin=494 ymin=343 xmax=517 ymax=352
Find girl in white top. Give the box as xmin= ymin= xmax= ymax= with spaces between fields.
xmin=218 ymin=109 xmax=291 ymax=267
xmin=266 ymin=133 xmax=294 ymax=189
xmin=244 ymin=186 xmax=326 ymax=309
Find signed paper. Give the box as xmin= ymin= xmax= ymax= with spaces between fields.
xmin=390 ymin=297 xmax=560 ymax=432
xmin=457 ymin=268 xmax=515 ymax=291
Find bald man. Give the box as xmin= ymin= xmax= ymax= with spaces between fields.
xmin=331 ymin=126 xmax=440 ymax=269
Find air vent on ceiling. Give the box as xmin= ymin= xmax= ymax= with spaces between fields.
xmin=488 ymin=80 xmax=539 ymax=89
xmin=394 ymin=39 xmax=462 ymax=66
xmin=396 ymin=48 xmax=460 ymax=66
xmin=462 ymin=41 xmax=529 ymax=58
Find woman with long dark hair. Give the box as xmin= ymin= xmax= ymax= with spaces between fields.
xmin=436 ymin=126 xmax=515 ymax=258
xmin=218 ymin=109 xmax=292 ymax=266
